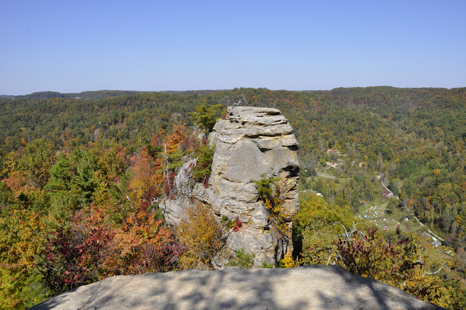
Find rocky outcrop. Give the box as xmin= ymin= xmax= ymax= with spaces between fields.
xmin=29 ymin=265 xmax=446 ymax=310
xmin=159 ymin=158 xmax=197 ymax=225
xmin=194 ymin=106 xmax=300 ymax=266
xmin=159 ymin=107 xmax=299 ymax=267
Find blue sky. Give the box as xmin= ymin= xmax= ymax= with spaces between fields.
xmin=1 ymin=0 xmax=465 ymax=95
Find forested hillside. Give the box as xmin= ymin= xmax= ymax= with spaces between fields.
xmin=1 ymin=87 xmax=466 ymax=309
xmin=1 ymin=89 xmax=223 ymax=101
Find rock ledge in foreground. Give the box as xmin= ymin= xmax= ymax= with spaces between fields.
xmin=30 ymin=265 xmax=445 ymax=310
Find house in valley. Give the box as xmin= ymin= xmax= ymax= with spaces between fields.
xmin=382 ymin=190 xmax=393 ymax=198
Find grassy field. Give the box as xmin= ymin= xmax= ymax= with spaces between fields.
xmin=355 ymin=198 xmax=423 ymax=234
xmin=301 ymin=167 xmax=430 ymax=237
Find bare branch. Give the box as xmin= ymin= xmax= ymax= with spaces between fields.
xmin=425 ymin=261 xmax=448 ymax=275
xmin=326 ymin=253 xmax=333 ymax=266
xmin=333 ymin=222 xmax=351 ymax=240
xmin=218 ymin=95 xmax=248 ymax=107
xmin=126 ymin=195 xmax=138 ymax=225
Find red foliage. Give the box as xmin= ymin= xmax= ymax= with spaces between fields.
xmin=202 ymin=176 xmax=209 ymax=188
xmin=151 ymin=130 xmax=166 ymax=147
xmin=335 ymin=227 xmax=417 ymax=277
xmin=179 ymin=136 xmax=199 ymax=152
xmin=140 ymin=186 xmax=157 ymax=210
xmin=233 ymin=216 xmax=242 ymax=232
xmin=38 ymin=226 xmax=114 ymax=295
xmin=136 ymin=242 xmax=186 ymax=273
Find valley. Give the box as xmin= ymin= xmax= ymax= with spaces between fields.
xmin=1 ymin=86 xmax=466 ymax=309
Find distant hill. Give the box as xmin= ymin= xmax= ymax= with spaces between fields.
xmin=159 ymin=89 xmax=226 ymax=95
xmin=1 ymin=89 xmax=225 ymax=101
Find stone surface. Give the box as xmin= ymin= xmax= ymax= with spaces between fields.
xmin=195 ymin=106 xmax=300 ymax=266
xmin=29 ymin=265 xmax=446 ymax=310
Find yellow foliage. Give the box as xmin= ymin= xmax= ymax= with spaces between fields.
xmin=128 ymin=154 xmax=162 ymax=199
xmin=296 ymin=191 xmax=454 ymax=308
xmin=264 ymin=197 xmax=285 ymax=231
xmin=0 ymin=209 xmax=46 ymax=267
xmin=176 ymin=203 xmax=224 ymax=269
xmin=1 ymin=151 xmax=20 ymax=178
xmin=301 ymin=221 xmax=454 ymax=308
xmin=280 ymin=251 xmax=296 ymax=268
xmin=0 ymin=209 xmax=47 ymax=309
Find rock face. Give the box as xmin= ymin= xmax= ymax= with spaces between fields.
xmin=159 ymin=158 xmax=197 ymax=225
xmin=29 ymin=265 xmax=446 ymax=310
xmin=194 ymin=106 xmax=300 ymax=266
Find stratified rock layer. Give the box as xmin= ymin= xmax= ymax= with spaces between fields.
xmin=194 ymin=106 xmax=300 ymax=266
xmin=29 ymin=266 xmax=446 ymax=310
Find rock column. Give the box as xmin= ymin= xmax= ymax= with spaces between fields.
xmin=194 ymin=106 xmax=300 ymax=266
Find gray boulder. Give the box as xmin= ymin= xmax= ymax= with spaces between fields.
xmin=29 ymin=265 xmax=446 ymax=310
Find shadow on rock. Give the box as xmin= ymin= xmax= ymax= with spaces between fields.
xmin=29 ymin=266 xmax=444 ymax=310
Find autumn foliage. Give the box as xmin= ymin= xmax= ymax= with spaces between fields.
xmin=2 ymin=90 xmax=466 ymax=309
xmin=295 ymin=192 xmax=455 ymax=308
xmin=334 ymin=227 xmax=453 ymax=307
xmin=0 ymin=123 xmax=200 ymax=308
xmin=176 ymin=203 xmax=225 ymax=269
xmin=37 ymin=226 xmax=114 ymax=295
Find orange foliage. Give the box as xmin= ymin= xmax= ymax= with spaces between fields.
xmin=128 ymin=153 xmax=161 ymax=199
xmin=72 ymin=196 xmax=182 ymax=277
xmin=2 ymin=171 xmax=35 ymax=195
xmin=163 ymin=124 xmax=187 ymax=154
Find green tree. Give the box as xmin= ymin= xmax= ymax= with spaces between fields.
xmin=44 ymin=153 xmax=80 ymax=218
xmin=18 ymin=139 xmax=55 ymax=189
xmin=192 ymin=143 xmax=215 ymax=184
xmin=190 ymin=102 xmax=224 ymax=132
xmin=70 ymin=147 xmax=100 ymax=206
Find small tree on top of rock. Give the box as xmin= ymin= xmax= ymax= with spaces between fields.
xmin=190 ymin=101 xmax=224 ymax=132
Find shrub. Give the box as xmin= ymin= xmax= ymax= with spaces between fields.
xmin=334 ymin=226 xmax=453 ymax=308
xmin=192 ymin=143 xmax=215 ymax=184
xmin=253 ymin=174 xmax=280 ymax=202
xmin=228 ymin=249 xmax=255 ymax=269
xmin=279 ymin=251 xmax=296 ymax=268
xmin=253 ymin=174 xmax=287 ymax=235
xmin=176 ymin=203 xmax=225 ymax=269
xmin=36 ymin=226 xmax=114 ymax=295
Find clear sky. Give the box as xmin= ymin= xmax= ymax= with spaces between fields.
xmin=1 ymin=0 xmax=465 ymax=95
